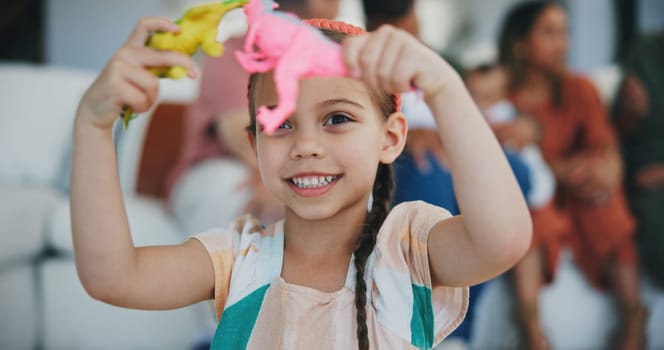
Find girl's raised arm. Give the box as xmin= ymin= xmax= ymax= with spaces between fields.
xmin=343 ymin=26 xmax=532 ymax=288
xmin=423 ymin=80 xmax=532 ymax=287
xmin=71 ymin=17 xmax=215 ymax=309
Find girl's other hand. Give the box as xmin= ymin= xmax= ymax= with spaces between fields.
xmin=341 ymin=25 xmax=451 ymax=100
xmin=76 ymin=17 xmax=198 ymax=130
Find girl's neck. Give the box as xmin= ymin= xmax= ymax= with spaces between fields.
xmin=282 ymin=200 xmax=368 ymax=261
xmin=279 ymin=196 xmax=373 ymax=293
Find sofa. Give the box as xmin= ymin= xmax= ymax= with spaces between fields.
xmin=0 ymin=63 xmax=212 ymax=350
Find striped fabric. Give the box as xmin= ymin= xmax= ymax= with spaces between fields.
xmin=193 ymin=201 xmax=468 ymax=349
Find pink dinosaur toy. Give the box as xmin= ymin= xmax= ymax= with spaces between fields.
xmin=234 ymin=0 xmax=349 ymax=134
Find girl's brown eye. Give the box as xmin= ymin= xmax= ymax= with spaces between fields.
xmin=277 ymin=120 xmax=292 ymax=129
xmin=324 ymin=113 xmax=352 ymax=126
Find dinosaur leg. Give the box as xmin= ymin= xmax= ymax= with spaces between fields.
xmin=235 ymin=51 xmax=276 ymax=73
xmin=257 ymin=54 xmax=307 ymax=133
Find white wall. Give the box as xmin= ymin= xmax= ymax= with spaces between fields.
xmin=44 ymin=0 xmax=462 ymax=70
xmin=639 ymin=0 xmax=664 ymax=33
xmin=45 ymin=0 xmax=624 ymax=72
xmin=567 ymin=0 xmax=616 ymax=72
xmin=46 ymin=0 xmax=217 ymax=70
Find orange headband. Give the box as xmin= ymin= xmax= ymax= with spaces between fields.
xmin=247 ymin=18 xmax=402 ymax=112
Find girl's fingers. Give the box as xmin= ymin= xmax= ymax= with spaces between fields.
xmin=344 ymin=26 xmax=421 ymax=94
xmin=376 ymin=30 xmax=407 ymax=93
xmin=391 ymin=50 xmax=418 ymax=92
xmin=122 ymin=65 xmax=160 ymax=109
xmin=125 ymin=17 xmax=180 ymax=48
xmin=342 ymin=34 xmax=370 ymax=79
xmin=116 ymin=79 xmax=152 ymax=114
xmin=357 ymin=25 xmax=393 ymax=91
xmin=117 ymin=47 xmax=198 ymax=79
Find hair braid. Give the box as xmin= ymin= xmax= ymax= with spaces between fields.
xmin=353 ymin=163 xmax=394 ymax=350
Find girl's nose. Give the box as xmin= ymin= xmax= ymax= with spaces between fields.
xmin=289 ymin=131 xmax=326 ymax=159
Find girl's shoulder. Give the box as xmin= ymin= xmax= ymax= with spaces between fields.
xmin=374 ymin=200 xmax=453 ymax=287
xmin=380 ymin=201 xmax=453 ymax=240
xmin=191 ymin=214 xmax=283 ymax=257
xmin=190 ymin=215 xmax=284 ymax=321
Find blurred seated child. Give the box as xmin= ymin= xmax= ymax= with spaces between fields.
xmin=466 ymin=64 xmax=555 ymax=210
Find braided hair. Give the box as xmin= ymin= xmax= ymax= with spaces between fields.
xmin=246 ymin=19 xmax=400 ymax=349
xmin=352 ymin=163 xmax=393 ymax=349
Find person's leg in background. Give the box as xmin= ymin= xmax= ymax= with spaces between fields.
xmin=567 ymin=190 xmax=646 ymax=349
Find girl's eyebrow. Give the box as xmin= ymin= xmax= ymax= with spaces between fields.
xmin=318 ymin=98 xmax=365 ymax=109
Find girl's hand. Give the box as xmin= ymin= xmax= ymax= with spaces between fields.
xmin=76 ymin=17 xmax=198 ymax=130
xmin=341 ymin=25 xmax=451 ymax=100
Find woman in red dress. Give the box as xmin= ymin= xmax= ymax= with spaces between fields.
xmin=495 ymin=2 xmax=647 ymax=349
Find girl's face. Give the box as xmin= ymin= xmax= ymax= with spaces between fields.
xmin=252 ymin=75 xmax=405 ymax=221
xmin=523 ymin=5 xmax=568 ymax=74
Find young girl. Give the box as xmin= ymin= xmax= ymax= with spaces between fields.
xmin=71 ymin=16 xmax=531 ymax=349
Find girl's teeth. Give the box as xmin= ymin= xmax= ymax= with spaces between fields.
xmin=291 ymin=176 xmax=336 ymax=188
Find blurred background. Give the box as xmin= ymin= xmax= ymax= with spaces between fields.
xmin=1 ymin=0 xmax=663 ymax=349
xmin=4 ymin=0 xmax=663 ymax=71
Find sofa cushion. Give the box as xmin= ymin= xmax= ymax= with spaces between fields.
xmin=0 ymin=64 xmax=96 ymax=186
xmin=48 ymin=194 xmax=185 ymax=255
xmin=0 ymin=264 xmax=38 ymax=350
xmin=40 ymin=258 xmax=204 ymax=350
xmin=0 ymin=185 xmax=64 ymax=265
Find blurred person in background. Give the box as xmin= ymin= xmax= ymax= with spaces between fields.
xmin=496 ymin=2 xmax=647 ymax=349
xmin=466 ymin=64 xmax=555 ymax=213
xmin=613 ymin=31 xmax=664 ymax=291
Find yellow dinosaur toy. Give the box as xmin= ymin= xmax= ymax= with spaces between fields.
xmin=122 ymin=0 xmax=248 ymax=127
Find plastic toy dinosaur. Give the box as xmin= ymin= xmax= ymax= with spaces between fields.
xmin=122 ymin=0 xmax=247 ymax=128
xmin=234 ymin=0 xmax=349 ymax=134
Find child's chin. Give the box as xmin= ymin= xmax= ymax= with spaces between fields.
xmin=290 ymin=205 xmax=336 ymax=221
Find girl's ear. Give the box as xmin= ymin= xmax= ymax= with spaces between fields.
xmin=380 ymin=112 xmax=408 ymax=164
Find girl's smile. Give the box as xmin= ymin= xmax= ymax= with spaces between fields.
xmin=286 ymin=172 xmax=342 ymax=197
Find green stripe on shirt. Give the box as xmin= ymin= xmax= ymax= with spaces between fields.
xmin=210 ymin=284 xmax=271 ymax=350
xmin=410 ymin=283 xmax=434 ymax=349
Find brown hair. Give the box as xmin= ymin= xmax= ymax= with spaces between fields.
xmin=497 ymin=1 xmax=564 ymax=107
xmin=246 ymin=19 xmax=397 ymax=349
